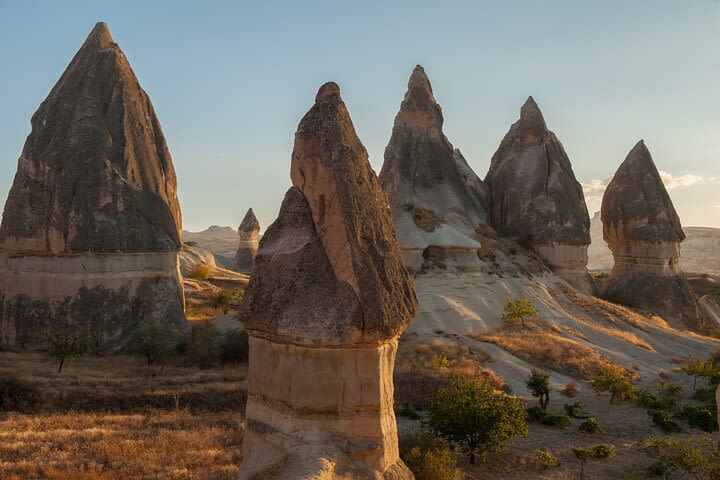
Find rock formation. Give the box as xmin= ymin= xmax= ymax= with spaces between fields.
xmin=0 ymin=23 xmax=187 ymax=350
xmin=485 ymin=97 xmax=592 ymax=293
xmin=380 ymin=65 xmax=489 ymax=272
xmin=179 ymin=242 xmax=218 ymax=277
xmin=238 ymin=82 xmax=418 ymax=479
xmin=234 ymin=208 xmax=259 ymax=272
xmin=600 ymin=140 xmax=705 ymax=330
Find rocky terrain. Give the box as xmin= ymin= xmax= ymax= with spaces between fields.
xmin=182 ymin=225 xmax=239 ymax=268
xmin=0 ymin=22 xmax=187 ymax=351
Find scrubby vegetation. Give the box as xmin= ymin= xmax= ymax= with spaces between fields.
xmin=399 ymin=432 xmax=460 ymax=480
xmin=187 ymin=263 xmax=213 ymax=280
xmin=526 ymin=368 xmax=550 ymax=410
xmin=592 ymin=364 xmax=637 ymax=403
xmin=501 ymin=297 xmax=538 ymax=327
xmin=645 ymin=435 xmax=720 ymax=479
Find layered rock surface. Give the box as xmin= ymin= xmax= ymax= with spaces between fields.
xmin=380 ymin=65 xmax=489 ymax=272
xmin=485 ymin=97 xmax=591 ymax=293
xmin=238 ymin=82 xmax=418 ymax=479
xmin=0 ymin=23 xmax=187 ymax=350
xmin=233 ymin=208 xmax=260 ymax=272
xmin=600 ymin=141 xmax=705 ymax=330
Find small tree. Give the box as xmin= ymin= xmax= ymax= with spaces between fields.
xmin=125 ymin=318 xmax=179 ymax=365
xmin=572 ymin=444 xmax=615 ymax=480
xmin=680 ymin=356 xmax=710 ymax=392
xmin=592 ymin=364 xmax=636 ymax=404
xmin=645 ymin=435 xmax=720 ymax=479
xmin=45 ymin=320 xmax=82 ymax=373
xmin=210 ymin=289 xmax=243 ymax=314
xmin=428 ymin=377 xmax=528 ymax=464
xmin=526 ymin=369 xmax=551 ymax=411
xmin=501 ymin=298 xmax=538 ymax=327
xmin=187 ymin=264 xmax=212 ymax=281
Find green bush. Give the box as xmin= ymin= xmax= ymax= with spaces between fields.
xmin=645 ymin=435 xmax=720 ymax=480
xmin=210 ymin=289 xmax=243 ymax=314
xmin=190 ymin=324 xmax=221 ymax=368
xmin=526 ymin=405 xmax=546 ymax=422
xmin=398 ymin=432 xmax=459 ymax=480
xmin=578 ymin=417 xmax=601 ymax=433
xmin=44 ymin=320 xmax=83 ymax=373
xmin=647 ymin=409 xmax=682 ymax=433
xmin=589 ymin=444 xmax=615 ymax=459
xmin=655 ymin=379 xmax=683 ymax=398
xmin=397 ymin=403 xmax=422 ymax=420
xmin=683 ymin=405 xmax=718 ymax=432
xmin=125 ymin=318 xmax=180 ymax=365
xmin=564 ymin=401 xmax=589 ymax=419
xmin=187 ymin=263 xmax=212 ymax=281
xmin=571 ymin=445 xmax=615 ymax=480
xmin=534 ymin=449 xmax=559 ymax=470
xmin=646 ymin=461 xmax=667 ymax=477
xmin=501 ymin=298 xmax=538 ymax=327
xmin=526 ymin=369 xmax=551 ymax=410
xmin=541 ymin=412 xmax=570 ymax=427
xmin=0 ymin=373 xmax=40 ymax=411
xmin=428 ymin=377 xmax=527 ymax=464
xmin=692 ymin=387 xmax=716 ymax=402
xmin=219 ymin=329 xmax=249 ymax=364
xmin=592 ymin=364 xmax=637 ymax=403
xmin=635 ymin=390 xmax=664 ymax=409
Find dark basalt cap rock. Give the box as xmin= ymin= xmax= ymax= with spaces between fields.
xmin=0 ymin=22 xmax=182 ymax=254
xmin=243 ymin=82 xmax=418 ymax=344
xmin=485 ymin=97 xmax=590 ymax=245
xmin=379 ymin=65 xmax=489 ymax=235
xmin=238 ymin=208 xmax=260 ymax=236
xmin=601 ymin=140 xmax=685 ymax=243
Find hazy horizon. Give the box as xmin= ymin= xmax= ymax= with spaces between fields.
xmin=1 ymin=0 xmax=718 ymax=232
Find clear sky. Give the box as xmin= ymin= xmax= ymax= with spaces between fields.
xmin=0 ymin=0 xmax=718 ymax=231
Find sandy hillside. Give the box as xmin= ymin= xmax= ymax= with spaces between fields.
xmin=183 ymin=226 xmax=239 ymax=268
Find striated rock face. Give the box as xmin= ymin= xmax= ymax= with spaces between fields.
xmin=238 ymin=83 xmax=418 ymax=479
xmin=601 ymin=141 xmax=705 ymax=330
xmin=380 ymin=65 xmax=489 ymax=272
xmin=0 ymin=23 xmax=187 ymax=350
xmin=179 ymin=242 xmax=217 ymax=277
xmin=234 ymin=208 xmax=260 ymax=272
xmin=485 ymin=97 xmax=591 ymax=293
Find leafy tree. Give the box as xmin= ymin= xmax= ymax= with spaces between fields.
xmin=125 ymin=318 xmax=179 ymax=365
xmin=501 ymin=298 xmax=538 ymax=327
xmin=645 ymin=435 xmax=720 ymax=480
xmin=680 ymin=356 xmax=711 ymax=392
xmin=654 ymin=379 xmax=683 ymax=398
xmin=428 ymin=377 xmax=527 ymax=464
xmin=592 ymin=364 xmax=636 ymax=404
xmin=191 ymin=324 xmax=220 ymax=368
xmin=578 ymin=417 xmax=601 ymax=433
xmin=572 ymin=445 xmax=615 ymax=480
xmin=44 ymin=320 xmax=82 ymax=373
xmin=526 ymin=368 xmax=551 ymax=410
xmin=210 ymin=289 xmax=243 ymax=314
xmin=534 ymin=450 xmax=558 ymax=470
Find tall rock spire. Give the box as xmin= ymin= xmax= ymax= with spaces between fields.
xmin=0 ymin=23 xmax=187 ymax=350
xmin=238 ymin=82 xmax=417 ymax=479
xmin=234 ymin=208 xmax=260 ymax=272
xmin=380 ymin=65 xmax=489 ymax=272
xmin=485 ymin=96 xmax=592 ymax=293
xmin=600 ymin=141 xmax=704 ymax=330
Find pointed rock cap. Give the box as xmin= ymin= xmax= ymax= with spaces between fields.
xmin=393 ymin=64 xmax=443 ymax=138
xmin=284 ymin=82 xmax=419 ymax=343
xmin=519 ymin=96 xmax=547 ymax=132
xmin=0 ymin=22 xmax=182 ymax=253
xmin=238 ymin=208 xmax=260 ymax=235
xmin=601 ymin=140 xmax=685 ymax=243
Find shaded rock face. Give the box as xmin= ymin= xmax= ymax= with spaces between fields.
xmin=234 ymin=208 xmax=260 ymax=272
xmin=485 ymin=97 xmax=591 ymax=293
xmin=0 ymin=23 xmax=187 ymax=350
xmin=238 ymin=83 xmax=417 ymax=480
xmin=601 ymin=141 xmax=705 ymax=330
xmin=179 ymin=242 xmax=217 ymax=276
xmin=380 ymin=65 xmax=489 ymax=272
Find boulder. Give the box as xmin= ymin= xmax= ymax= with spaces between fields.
xmin=179 ymin=243 xmax=218 ymax=276
xmin=600 ymin=141 xmax=705 ymax=330
xmin=234 ymin=208 xmax=260 ymax=272
xmin=485 ymin=97 xmax=591 ymax=293
xmin=380 ymin=65 xmax=489 ymax=272
xmin=0 ymin=23 xmax=187 ymax=351
xmin=238 ymin=82 xmax=418 ymax=479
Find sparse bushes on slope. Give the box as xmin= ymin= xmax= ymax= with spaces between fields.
xmin=564 ymin=401 xmax=590 ymax=419
xmin=645 ymin=435 xmax=720 ymax=479
xmin=572 ymin=444 xmax=615 ymax=480
xmin=428 ymin=377 xmax=527 ymax=464
xmin=526 ymin=368 xmax=551 ymax=410
xmin=578 ymin=417 xmax=601 ymax=433
xmin=683 ymin=405 xmax=718 ymax=432
xmin=592 ymin=364 xmax=637 ymax=404
xmin=561 ymin=380 xmax=580 ymax=397
xmin=534 ymin=449 xmax=559 ymax=470
xmin=647 ymin=409 xmax=682 ymax=433
xmin=187 ymin=263 xmax=212 ymax=281
xmin=501 ymin=297 xmax=538 ymax=327
xmin=398 ymin=432 xmax=459 ymax=480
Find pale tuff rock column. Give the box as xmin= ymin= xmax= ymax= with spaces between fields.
xmin=238 ymin=83 xmax=418 ymax=480
xmin=379 ymin=65 xmax=490 ymax=272
xmin=0 ymin=22 xmax=187 ymax=351
xmin=485 ymin=97 xmax=592 ymax=293
xmin=234 ymin=208 xmax=260 ymax=272
xmin=600 ymin=140 xmax=705 ymax=330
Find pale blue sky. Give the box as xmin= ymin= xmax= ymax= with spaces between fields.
xmin=0 ymin=0 xmax=718 ymax=231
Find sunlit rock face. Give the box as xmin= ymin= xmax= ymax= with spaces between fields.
xmin=234 ymin=208 xmax=260 ymax=272
xmin=0 ymin=23 xmax=187 ymax=351
xmin=485 ymin=97 xmax=591 ymax=293
xmin=380 ymin=65 xmax=489 ymax=273
xmin=600 ymin=141 xmax=705 ymax=330
xmin=238 ymin=83 xmax=418 ymax=480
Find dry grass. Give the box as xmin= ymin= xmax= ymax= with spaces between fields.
xmin=411 ymin=207 xmax=444 ymax=232
xmin=394 ymin=338 xmax=504 ymax=410
xmin=569 ymin=314 xmax=655 ymax=352
xmin=0 ymin=352 xmax=246 ymax=479
xmin=471 ymin=326 xmax=615 ymax=380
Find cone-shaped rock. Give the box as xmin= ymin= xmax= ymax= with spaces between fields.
xmin=0 ymin=23 xmax=187 ymax=350
xmin=600 ymin=141 xmax=704 ymax=330
xmin=238 ymin=83 xmax=417 ymax=479
xmin=380 ymin=65 xmax=489 ymax=272
xmin=485 ymin=97 xmax=592 ymax=293
xmin=233 ymin=208 xmax=260 ymax=272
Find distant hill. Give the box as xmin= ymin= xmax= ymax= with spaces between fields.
xmin=182 ymin=225 xmax=239 ymax=268
xmin=588 ymin=211 xmax=720 ymax=274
